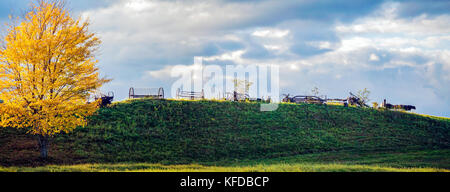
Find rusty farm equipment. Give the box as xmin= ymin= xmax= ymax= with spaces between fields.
xmin=282 ymin=94 xmax=327 ymax=104
xmin=224 ymin=91 xmax=271 ymax=103
xmin=347 ymin=92 xmax=370 ymax=108
xmin=282 ymin=92 xmax=370 ymax=107
xmin=224 ymin=91 xmax=248 ymax=101
xmin=325 ymin=98 xmax=349 ymax=107
xmin=325 ymin=93 xmax=369 ymax=107
xmin=224 ymin=91 xmax=259 ymax=102
xmin=93 ymin=91 xmax=114 ymax=108
xmin=381 ymin=99 xmax=416 ymax=111
xmin=281 ymin=92 xmax=418 ymax=111
xmin=176 ymin=88 xmax=205 ymax=100
xmin=129 ymin=87 xmax=164 ymax=99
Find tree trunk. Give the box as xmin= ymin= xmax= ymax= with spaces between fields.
xmin=38 ymin=135 xmax=49 ymax=159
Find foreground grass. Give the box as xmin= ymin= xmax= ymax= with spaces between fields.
xmin=219 ymin=149 xmax=450 ymax=169
xmin=2 ymin=163 xmax=448 ymax=172
xmin=2 ymin=150 xmax=448 ymax=172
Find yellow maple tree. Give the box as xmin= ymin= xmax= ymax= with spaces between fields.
xmin=0 ymin=0 xmax=110 ymax=158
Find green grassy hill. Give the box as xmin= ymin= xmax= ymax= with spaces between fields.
xmin=1 ymin=99 xmax=449 ymax=169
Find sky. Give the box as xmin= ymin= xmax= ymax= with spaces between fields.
xmin=1 ymin=0 xmax=450 ymax=117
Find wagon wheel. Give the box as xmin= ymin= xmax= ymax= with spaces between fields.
xmin=176 ymin=88 xmax=181 ymax=99
xmin=129 ymin=87 xmax=135 ymax=99
xmin=158 ymin=87 xmax=164 ymax=99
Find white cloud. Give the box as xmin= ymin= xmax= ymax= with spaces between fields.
xmin=263 ymin=45 xmax=282 ymax=51
xmin=125 ymin=0 xmax=156 ymax=12
xmin=307 ymin=41 xmax=334 ymax=50
xmin=203 ymin=50 xmax=246 ymax=64
xmin=338 ymin=37 xmax=374 ymax=52
xmin=249 ymin=28 xmax=292 ymax=54
xmin=369 ymin=53 xmax=380 ymax=61
xmin=146 ymin=63 xmax=204 ymax=80
xmin=252 ymin=29 xmax=290 ymax=38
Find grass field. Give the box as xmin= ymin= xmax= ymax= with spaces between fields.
xmin=1 ymin=99 xmax=449 ymax=172
xmin=1 ymin=150 xmax=448 ymax=172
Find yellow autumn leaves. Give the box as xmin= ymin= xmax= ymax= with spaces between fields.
xmin=0 ymin=1 xmax=109 ymax=136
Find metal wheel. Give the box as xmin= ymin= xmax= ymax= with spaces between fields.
xmin=158 ymin=87 xmax=165 ymax=99
xmin=129 ymin=87 xmax=135 ymax=99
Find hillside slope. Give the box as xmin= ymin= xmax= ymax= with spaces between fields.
xmin=1 ymin=99 xmax=449 ymax=166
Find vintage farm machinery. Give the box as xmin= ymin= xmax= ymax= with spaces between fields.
xmin=381 ymin=99 xmax=416 ymax=111
xmin=224 ymin=91 xmax=248 ymax=101
xmin=282 ymin=94 xmax=327 ymax=104
xmin=282 ymin=92 xmax=370 ymax=107
xmin=224 ymin=91 xmax=270 ymax=102
xmin=90 ymin=91 xmax=114 ymax=108
xmin=176 ymin=88 xmax=205 ymax=100
xmin=347 ymin=92 xmax=370 ymax=108
xmin=325 ymin=98 xmax=349 ymax=106
xmin=129 ymin=87 xmax=164 ymax=99
xmin=281 ymin=92 xmax=418 ymax=111
xmin=326 ymin=94 xmax=368 ymax=107
xmin=224 ymin=91 xmax=258 ymax=102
